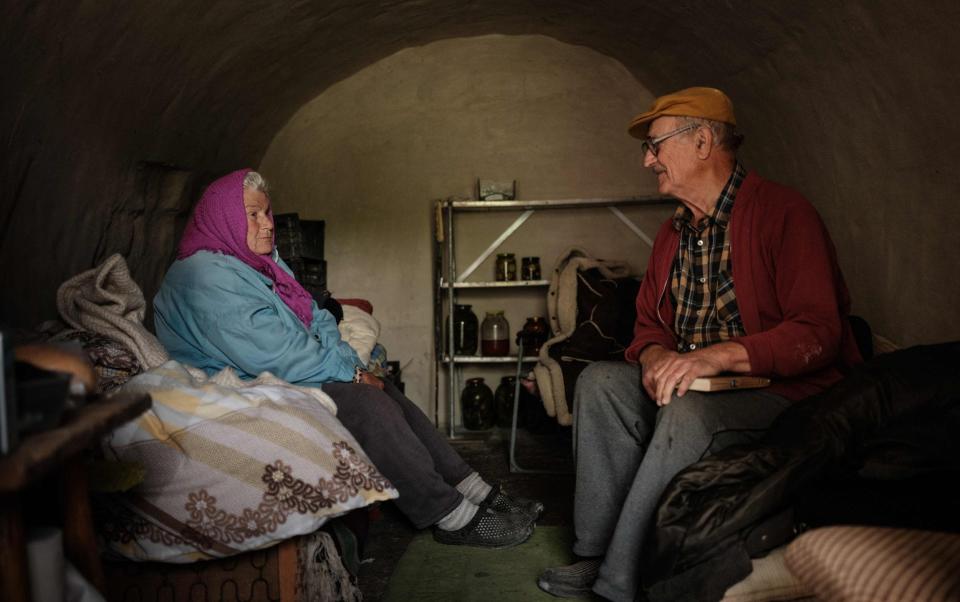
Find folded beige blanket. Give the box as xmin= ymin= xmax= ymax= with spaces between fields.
xmin=57 ymin=253 xmax=169 ymax=370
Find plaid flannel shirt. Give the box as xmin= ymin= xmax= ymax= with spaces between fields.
xmin=670 ymin=162 xmax=747 ymax=352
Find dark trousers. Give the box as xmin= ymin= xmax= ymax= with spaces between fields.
xmin=322 ymin=379 xmax=473 ymax=528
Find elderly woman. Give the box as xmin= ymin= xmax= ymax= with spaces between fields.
xmin=154 ymin=169 xmax=541 ymax=548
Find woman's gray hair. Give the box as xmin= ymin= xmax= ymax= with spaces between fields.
xmin=243 ymin=171 xmax=270 ymax=193
xmin=679 ymin=116 xmax=744 ymax=152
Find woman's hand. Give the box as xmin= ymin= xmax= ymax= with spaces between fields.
xmin=358 ymin=370 xmax=385 ymax=390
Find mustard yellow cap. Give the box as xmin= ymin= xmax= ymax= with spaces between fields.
xmin=628 ymin=87 xmax=736 ymax=138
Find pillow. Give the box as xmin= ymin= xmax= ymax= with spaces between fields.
xmin=721 ymin=546 xmax=815 ymax=602
xmin=96 ymin=361 xmax=397 ymax=563
xmin=785 ymin=526 xmax=960 ymax=601
xmin=338 ymin=305 xmax=381 ymax=367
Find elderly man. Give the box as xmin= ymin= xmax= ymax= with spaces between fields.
xmin=537 ymin=87 xmax=862 ymax=601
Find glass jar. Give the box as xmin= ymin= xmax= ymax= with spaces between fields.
xmin=461 ymin=377 xmax=495 ymax=430
xmin=494 ymin=375 xmax=519 ymax=428
xmin=481 ymin=311 xmax=510 ymax=356
xmin=522 ymin=256 xmax=541 ymax=280
xmin=452 ymin=304 xmax=478 ymax=355
xmin=519 ymin=316 xmax=549 ymax=355
xmin=495 ymin=253 xmax=517 ymax=281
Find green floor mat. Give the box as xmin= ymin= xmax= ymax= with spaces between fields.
xmin=383 ymin=526 xmax=576 ymax=601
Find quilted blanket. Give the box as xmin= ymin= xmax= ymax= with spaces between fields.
xmin=97 ymin=361 xmax=398 ymax=563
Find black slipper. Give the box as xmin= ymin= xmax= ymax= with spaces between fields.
xmin=433 ymin=507 xmax=534 ymax=549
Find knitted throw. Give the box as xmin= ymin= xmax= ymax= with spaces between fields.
xmin=56 ymin=253 xmax=169 ymax=370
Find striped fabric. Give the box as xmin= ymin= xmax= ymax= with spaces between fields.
xmin=97 ymin=360 xmax=398 ymax=563
xmin=670 ymin=162 xmax=747 ymax=352
xmin=785 ymin=526 xmax=960 ymax=601
xmin=721 ymin=545 xmax=815 ymax=602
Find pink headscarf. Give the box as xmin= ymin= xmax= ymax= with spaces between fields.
xmin=177 ymin=168 xmax=314 ymax=327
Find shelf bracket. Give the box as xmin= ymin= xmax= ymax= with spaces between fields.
xmin=456 ymin=210 xmax=534 ymax=282
xmin=607 ymin=206 xmax=655 ymax=247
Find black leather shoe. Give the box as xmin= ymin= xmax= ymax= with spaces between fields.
xmin=482 ymin=484 xmax=544 ymax=522
xmin=433 ymin=507 xmax=534 ymax=549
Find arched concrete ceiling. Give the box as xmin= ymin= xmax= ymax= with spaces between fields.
xmin=4 ymin=0 xmax=786 ymax=171
xmin=7 ymin=1 xmax=914 ymax=182
xmin=3 ymin=0 xmax=960 ymax=345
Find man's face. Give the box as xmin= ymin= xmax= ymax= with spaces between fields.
xmin=244 ymin=187 xmax=274 ymax=255
xmin=642 ymin=116 xmax=697 ymax=197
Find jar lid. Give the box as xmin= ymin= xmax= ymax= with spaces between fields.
xmin=455 ymin=304 xmax=472 ymax=309
xmin=500 ymin=375 xmax=517 ymax=383
xmin=466 ymin=377 xmax=485 ymax=385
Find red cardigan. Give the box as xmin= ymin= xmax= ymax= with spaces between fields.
xmin=624 ymin=171 xmax=862 ymax=401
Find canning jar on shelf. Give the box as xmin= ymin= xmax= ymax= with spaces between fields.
xmin=519 ymin=316 xmax=549 ymax=355
xmin=451 ymin=304 xmax=478 ymax=355
xmin=461 ymin=377 xmax=495 ymax=430
xmin=521 ymin=256 xmax=541 ymax=280
xmin=495 ymin=253 xmax=517 ymax=281
xmin=481 ymin=311 xmax=510 ymax=356
xmin=494 ymin=375 xmax=518 ymax=428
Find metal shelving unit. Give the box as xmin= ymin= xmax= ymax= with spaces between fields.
xmin=432 ymin=195 xmax=674 ymax=447
xmin=439 ymin=355 xmax=540 ymax=363
xmin=440 ymin=279 xmax=550 ymax=288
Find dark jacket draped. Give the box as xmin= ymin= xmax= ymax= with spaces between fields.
xmin=642 ymin=342 xmax=960 ymax=602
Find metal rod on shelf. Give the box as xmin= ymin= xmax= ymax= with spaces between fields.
xmin=509 ymin=339 xmax=571 ymax=475
xmin=432 ymin=201 xmax=443 ymax=428
xmin=443 ymin=355 xmax=538 ymax=363
xmin=456 ymin=210 xmax=534 ymax=282
xmin=451 ymin=196 xmax=674 ymax=210
xmin=441 ymin=279 xmax=550 ymax=288
xmin=508 ymin=342 xmax=526 ymax=472
xmin=445 ymin=201 xmax=458 ymax=438
xmin=607 ymin=206 xmax=655 ymax=247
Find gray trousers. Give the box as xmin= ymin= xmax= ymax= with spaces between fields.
xmin=573 ymin=362 xmax=791 ymax=602
xmin=323 ymin=379 xmax=473 ymax=529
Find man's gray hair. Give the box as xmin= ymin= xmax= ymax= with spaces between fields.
xmin=243 ymin=171 xmax=269 ymax=193
xmin=679 ymin=116 xmax=744 ymax=152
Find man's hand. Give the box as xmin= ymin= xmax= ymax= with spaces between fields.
xmin=358 ymin=370 xmax=385 ymax=390
xmin=639 ymin=342 xmax=751 ymax=406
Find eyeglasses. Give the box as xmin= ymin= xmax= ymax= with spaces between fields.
xmin=641 ymin=123 xmax=699 ymax=158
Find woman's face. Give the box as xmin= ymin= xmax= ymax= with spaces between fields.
xmin=244 ymin=187 xmax=274 ymax=255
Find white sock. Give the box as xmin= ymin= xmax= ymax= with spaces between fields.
xmin=436 ymin=497 xmax=479 ymax=531
xmin=455 ymin=472 xmax=493 ymax=505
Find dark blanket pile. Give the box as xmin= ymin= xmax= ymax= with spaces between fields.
xmin=642 ymin=342 xmax=960 ymax=602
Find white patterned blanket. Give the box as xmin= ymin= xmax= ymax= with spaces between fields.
xmin=97 ymin=361 xmax=397 ymax=563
